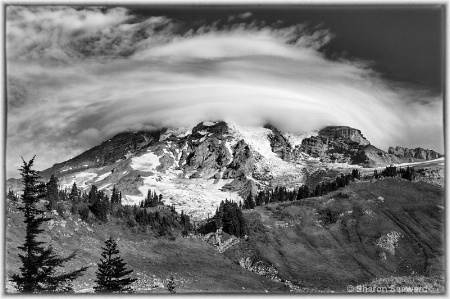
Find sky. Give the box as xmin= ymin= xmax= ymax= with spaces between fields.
xmin=6 ymin=4 xmax=445 ymax=178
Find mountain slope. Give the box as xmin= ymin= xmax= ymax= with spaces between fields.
xmin=7 ymin=121 xmax=443 ymax=221
xmin=228 ymin=177 xmax=444 ymax=291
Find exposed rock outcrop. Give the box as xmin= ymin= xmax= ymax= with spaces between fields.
xmin=264 ymin=124 xmax=294 ymax=160
xmin=388 ymin=146 xmax=443 ymax=161
xmin=319 ymin=126 xmax=370 ymax=146
xmin=300 ymin=126 xmax=370 ymax=164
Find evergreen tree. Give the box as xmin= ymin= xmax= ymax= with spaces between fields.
xmin=88 ymin=185 xmax=98 ymax=204
xmin=166 ymin=274 xmax=176 ymax=293
xmin=69 ymin=183 xmax=79 ymax=202
xmin=111 ymin=186 xmax=120 ymax=205
xmin=11 ymin=157 xmax=88 ymax=293
xmin=46 ymin=174 xmax=59 ymax=210
xmin=90 ymin=189 xmax=110 ymax=222
xmin=94 ymin=237 xmax=137 ymax=293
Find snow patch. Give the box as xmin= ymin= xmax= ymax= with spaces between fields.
xmin=197 ymin=130 xmax=209 ymax=135
xmin=131 ymin=152 xmax=161 ymax=171
xmin=95 ymin=172 xmax=111 ymax=182
xmin=203 ymin=121 xmax=217 ymax=126
xmin=228 ymin=124 xmax=275 ymax=159
xmin=99 ymin=183 xmax=112 ymax=190
xmin=133 ymin=176 xmax=242 ymax=221
xmin=61 ymin=171 xmax=97 ymax=189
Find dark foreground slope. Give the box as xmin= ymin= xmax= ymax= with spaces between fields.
xmin=230 ymin=178 xmax=444 ymax=291
xmin=6 ymin=177 xmax=444 ymax=293
xmin=5 ymin=202 xmax=287 ymax=293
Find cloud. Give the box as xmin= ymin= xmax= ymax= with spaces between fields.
xmin=5 ymin=6 xmax=443 ymax=178
xmin=228 ymin=12 xmax=252 ymax=22
xmin=238 ymin=12 xmax=252 ymax=19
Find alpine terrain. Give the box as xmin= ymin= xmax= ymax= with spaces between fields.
xmin=6 ymin=121 xmax=445 ymax=293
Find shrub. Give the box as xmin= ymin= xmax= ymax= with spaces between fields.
xmin=336 ymin=192 xmax=349 ymax=199
xmin=126 ymin=218 xmax=137 ymax=228
xmin=317 ymin=208 xmax=340 ymax=226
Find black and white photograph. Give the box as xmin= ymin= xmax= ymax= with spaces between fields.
xmin=4 ymin=3 xmax=445 ymax=294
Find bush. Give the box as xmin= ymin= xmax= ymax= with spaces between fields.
xmin=78 ymin=205 xmax=90 ymax=222
xmin=317 ymin=208 xmax=340 ymax=226
xmin=56 ymin=202 xmax=66 ymax=219
xmin=336 ymin=192 xmax=349 ymax=199
xmin=126 ymin=218 xmax=137 ymax=228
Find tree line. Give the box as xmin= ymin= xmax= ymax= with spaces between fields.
xmin=241 ymin=169 xmax=361 ymax=210
xmin=373 ymin=165 xmax=417 ymax=181
xmin=7 ymin=169 xmax=193 ymax=238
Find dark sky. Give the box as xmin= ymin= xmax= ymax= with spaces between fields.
xmin=127 ymin=4 xmax=444 ymax=95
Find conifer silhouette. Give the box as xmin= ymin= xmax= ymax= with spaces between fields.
xmin=11 ymin=157 xmax=88 ymax=293
xmin=94 ymin=237 xmax=136 ymax=293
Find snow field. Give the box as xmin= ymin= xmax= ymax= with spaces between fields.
xmin=131 ymin=175 xmax=243 ymax=221
xmin=131 ymin=152 xmax=161 ymax=171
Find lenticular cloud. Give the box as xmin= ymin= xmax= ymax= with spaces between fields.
xmin=5 ymin=6 xmax=443 ymax=177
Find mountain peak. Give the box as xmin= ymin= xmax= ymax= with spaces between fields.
xmin=13 ymin=121 xmax=442 ymax=221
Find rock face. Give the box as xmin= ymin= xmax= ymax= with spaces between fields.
xmin=319 ymin=126 xmax=370 ymax=146
xmin=264 ymin=124 xmax=294 ymax=160
xmin=388 ymin=146 xmax=443 ymax=161
xmin=300 ymin=126 xmax=370 ymax=164
xmin=299 ymin=126 xmax=442 ymax=167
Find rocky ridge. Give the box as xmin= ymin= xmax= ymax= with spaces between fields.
xmin=388 ymin=146 xmax=443 ymax=161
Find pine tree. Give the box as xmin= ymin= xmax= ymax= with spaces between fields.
xmin=46 ymin=174 xmax=59 ymax=210
xmin=111 ymin=186 xmax=120 ymax=205
xmin=166 ymin=274 xmax=176 ymax=293
xmin=69 ymin=182 xmax=79 ymax=202
xmin=94 ymin=237 xmax=137 ymax=293
xmin=11 ymin=157 xmax=88 ymax=293
xmin=90 ymin=190 xmax=109 ymax=222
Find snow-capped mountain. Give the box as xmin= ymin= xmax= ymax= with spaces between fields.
xmin=7 ymin=121 xmax=443 ymax=220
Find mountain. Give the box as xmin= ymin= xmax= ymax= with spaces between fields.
xmin=5 ymin=121 xmax=445 ymax=293
xmin=7 ymin=121 xmax=443 ymax=221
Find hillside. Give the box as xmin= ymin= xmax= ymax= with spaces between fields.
xmin=6 ymin=176 xmax=444 ymax=293
xmin=226 ymin=177 xmax=445 ymax=291
xmin=5 ymin=200 xmax=288 ymax=293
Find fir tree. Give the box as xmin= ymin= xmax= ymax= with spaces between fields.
xmin=111 ymin=186 xmax=120 ymax=205
xmin=11 ymin=157 xmax=88 ymax=293
xmin=94 ymin=237 xmax=137 ymax=293
xmin=166 ymin=274 xmax=176 ymax=293
xmin=46 ymin=174 xmax=59 ymax=210
xmin=69 ymin=182 xmax=79 ymax=202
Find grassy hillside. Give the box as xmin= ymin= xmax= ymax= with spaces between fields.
xmin=5 ymin=202 xmax=287 ymax=293
xmin=5 ymin=177 xmax=444 ymax=293
xmin=236 ymin=177 xmax=444 ymax=291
